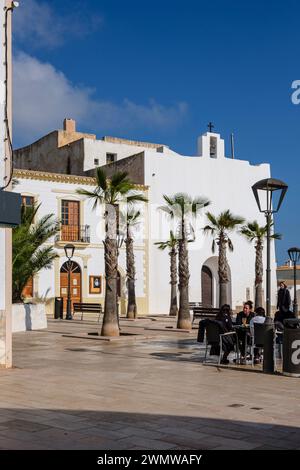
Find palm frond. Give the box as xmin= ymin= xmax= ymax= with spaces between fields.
xmin=192 ymin=197 xmax=211 ymax=215
xmin=95 ymin=168 xmax=108 ymax=191
xmin=155 ymin=230 xmax=178 ymax=250
xmin=206 ymin=212 xmax=218 ymax=228
xmin=126 ymin=193 xmax=148 ymax=205
xmin=203 ymin=224 xmax=215 ymax=236
xmin=228 ymin=237 xmax=234 ymax=252
xmin=12 ymin=207 xmax=59 ymax=302
xmin=271 ymin=232 xmax=282 ymax=240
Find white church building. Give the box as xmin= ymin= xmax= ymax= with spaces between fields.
xmin=13 ymin=119 xmax=277 ymax=316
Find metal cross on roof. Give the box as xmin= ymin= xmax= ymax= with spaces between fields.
xmin=207 ymin=122 xmax=215 ymax=132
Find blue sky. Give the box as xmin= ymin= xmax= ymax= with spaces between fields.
xmin=13 ymin=0 xmax=300 ymax=264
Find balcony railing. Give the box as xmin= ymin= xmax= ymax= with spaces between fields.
xmin=56 ymin=225 xmax=90 ymax=243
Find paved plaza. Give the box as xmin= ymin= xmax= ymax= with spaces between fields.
xmin=0 ymin=316 xmax=299 ymax=450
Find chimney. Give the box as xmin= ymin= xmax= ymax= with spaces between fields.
xmin=63 ymin=118 xmax=76 ymax=133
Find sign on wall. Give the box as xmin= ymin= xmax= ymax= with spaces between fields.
xmin=89 ymin=275 xmax=102 ymax=294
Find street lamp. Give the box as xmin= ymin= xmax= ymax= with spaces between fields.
xmin=64 ymin=243 xmax=75 ymax=320
xmin=288 ymin=247 xmax=300 ymax=317
xmin=252 ymin=178 xmax=288 ymax=373
xmin=252 ymin=178 xmax=288 ymax=317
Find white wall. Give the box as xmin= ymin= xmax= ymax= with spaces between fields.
xmin=145 ymin=140 xmax=277 ymax=314
xmin=83 ymin=138 xmax=176 ymax=171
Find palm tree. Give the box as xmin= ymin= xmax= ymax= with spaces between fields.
xmin=77 ymin=169 xmax=147 ymax=336
xmin=240 ymin=220 xmax=281 ymax=309
xmin=155 ymin=230 xmax=178 ymax=317
xmin=160 ymin=193 xmax=210 ymax=329
xmin=204 ymin=210 xmax=244 ymax=307
xmin=124 ymin=209 xmax=143 ymax=319
xmin=12 ymin=204 xmax=59 ymax=303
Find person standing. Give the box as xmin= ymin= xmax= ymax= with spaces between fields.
xmin=277 ymin=282 xmax=291 ymax=313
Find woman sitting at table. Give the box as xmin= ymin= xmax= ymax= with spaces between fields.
xmin=235 ymin=301 xmax=254 ymax=363
xmin=215 ymin=304 xmax=235 ymax=364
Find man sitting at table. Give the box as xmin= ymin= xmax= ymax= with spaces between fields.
xmin=250 ymin=307 xmax=266 ymax=364
xmin=236 ymin=301 xmax=254 ymax=325
xmin=235 ymin=301 xmax=255 ymax=363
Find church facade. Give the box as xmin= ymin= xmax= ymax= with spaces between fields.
xmin=13 ymin=119 xmax=278 ymax=315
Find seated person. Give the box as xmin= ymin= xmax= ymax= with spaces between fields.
xmin=235 ymin=301 xmax=255 ymax=362
xmin=236 ymin=300 xmax=254 ymax=325
xmin=215 ymin=304 xmax=235 ymax=365
xmin=250 ymin=306 xmax=266 ymax=333
xmin=274 ymin=308 xmax=296 ymax=358
xmin=250 ymin=306 xmax=266 ymax=364
xmin=274 ymin=308 xmax=296 ymax=331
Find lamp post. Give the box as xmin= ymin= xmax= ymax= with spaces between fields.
xmin=288 ymin=247 xmax=300 ymax=317
xmin=64 ymin=243 xmax=75 ymax=320
xmin=252 ymin=178 xmax=288 ymax=373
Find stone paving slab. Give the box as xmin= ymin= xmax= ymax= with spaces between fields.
xmin=0 ymin=317 xmax=299 ymax=450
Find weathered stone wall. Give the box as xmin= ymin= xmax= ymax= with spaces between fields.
xmin=14 ymin=134 xmax=86 ymax=176
xmin=85 ymin=152 xmax=145 ymax=184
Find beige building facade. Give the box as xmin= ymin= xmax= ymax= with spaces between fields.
xmin=13 ymin=168 xmax=149 ymax=317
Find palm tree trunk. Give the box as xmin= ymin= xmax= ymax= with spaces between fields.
xmin=255 ymin=240 xmax=263 ymax=309
xmin=218 ymin=233 xmax=229 ymax=307
xmin=177 ymin=220 xmax=191 ymax=329
xmin=169 ymin=248 xmax=178 ymax=316
xmin=102 ymin=204 xmax=119 ymax=336
xmin=126 ymin=233 xmax=137 ymax=319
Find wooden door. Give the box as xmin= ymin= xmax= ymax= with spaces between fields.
xmin=201 ymin=265 xmax=213 ymax=307
xmin=60 ymin=262 xmax=81 ymax=312
xmin=61 ymin=200 xmax=80 ymax=241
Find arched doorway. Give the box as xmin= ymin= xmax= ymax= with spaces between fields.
xmin=60 ymin=261 xmax=82 ymax=312
xmin=201 ymin=265 xmax=213 ymax=307
xmin=201 ymin=257 xmax=232 ymax=308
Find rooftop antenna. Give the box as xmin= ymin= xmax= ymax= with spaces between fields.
xmin=230 ymin=133 xmax=235 ymax=159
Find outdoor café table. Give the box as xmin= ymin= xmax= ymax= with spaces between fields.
xmin=233 ymin=324 xmax=251 ymax=360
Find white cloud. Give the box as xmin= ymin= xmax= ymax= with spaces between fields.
xmin=14 ymin=0 xmax=103 ymax=48
xmin=13 ymin=52 xmax=188 ymax=146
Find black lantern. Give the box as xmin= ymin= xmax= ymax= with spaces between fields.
xmin=252 ymin=178 xmax=288 ymax=214
xmin=64 ymin=243 xmax=75 ymax=260
xmin=64 ymin=244 xmax=75 ymax=320
xmin=288 ymin=247 xmax=300 ymax=317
